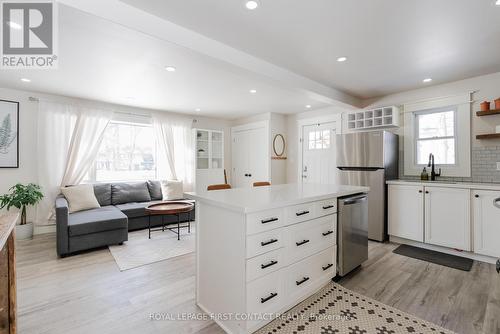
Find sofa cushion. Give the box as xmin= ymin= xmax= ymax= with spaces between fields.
xmin=115 ymin=201 xmax=157 ymax=219
xmin=68 ymin=206 xmax=127 ymax=237
xmin=61 ymin=184 xmax=101 ymax=213
xmin=147 ymin=180 xmax=163 ymax=200
xmin=93 ymin=183 xmax=112 ymax=206
xmin=111 ymin=182 xmax=151 ymax=205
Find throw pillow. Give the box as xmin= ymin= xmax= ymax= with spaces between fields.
xmin=161 ymin=180 xmax=184 ymax=201
xmin=61 ymin=184 xmax=101 ymax=213
xmin=111 ymin=182 xmax=151 ymax=205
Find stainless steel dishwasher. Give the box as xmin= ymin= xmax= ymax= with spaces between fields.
xmin=338 ymin=193 xmax=368 ymax=276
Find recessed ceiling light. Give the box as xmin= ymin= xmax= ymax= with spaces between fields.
xmin=249 ymin=89 xmax=257 ymax=94
xmin=195 ymin=108 xmax=201 ymax=112
xmin=496 ymin=0 xmax=500 ymax=5
xmin=165 ymin=66 xmax=176 ymax=72
xmin=423 ymin=78 xmax=432 ymax=83
xmin=305 ymin=105 xmax=312 ymax=109
xmin=7 ymin=21 xmax=22 ymax=30
xmin=245 ymin=0 xmax=259 ymax=10
xmin=20 ymin=78 xmax=31 ymax=82
xmin=337 ymin=57 xmax=347 ymax=62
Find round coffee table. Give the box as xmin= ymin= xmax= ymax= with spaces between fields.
xmin=145 ymin=202 xmax=194 ymax=240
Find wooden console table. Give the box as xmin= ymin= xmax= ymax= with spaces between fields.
xmin=0 ymin=213 xmax=18 ymax=334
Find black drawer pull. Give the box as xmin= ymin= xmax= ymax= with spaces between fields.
xmin=322 ymin=205 xmax=334 ymax=210
xmin=261 ymin=217 xmax=279 ymax=224
xmin=296 ymin=277 xmax=310 ymax=286
xmin=261 ymin=292 xmax=278 ymax=304
xmin=261 ymin=239 xmax=278 ymax=247
xmin=322 ymin=263 xmax=333 ymax=271
xmin=261 ymin=260 xmax=278 ymax=269
xmin=295 ymin=210 xmax=310 ymax=216
xmin=296 ymin=239 xmax=310 ymax=247
xmin=322 ymin=230 xmax=334 ymax=236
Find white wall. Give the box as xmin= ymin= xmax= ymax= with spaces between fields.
xmin=363 ymin=71 xmax=500 ymax=149
xmin=0 ymin=86 xmax=232 ymax=229
xmin=0 ymin=88 xmax=39 ymax=223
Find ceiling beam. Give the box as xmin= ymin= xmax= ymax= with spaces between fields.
xmin=58 ymin=0 xmax=362 ymax=109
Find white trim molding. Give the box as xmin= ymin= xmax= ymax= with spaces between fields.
xmin=403 ymin=93 xmax=471 ymax=177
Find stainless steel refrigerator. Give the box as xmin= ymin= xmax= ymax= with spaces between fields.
xmin=336 ymin=131 xmax=398 ymax=242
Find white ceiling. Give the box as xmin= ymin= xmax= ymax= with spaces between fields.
xmin=0 ymin=4 xmax=333 ymax=119
xmin=121 ymin=0 xmax=500 ymax=99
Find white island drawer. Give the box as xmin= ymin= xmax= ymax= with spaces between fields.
xmin=247 ymin=228 xmax=284 ymax=258
xmin=285 ymin=246 xmax=336 ymax=303
xmin=246 ymin=269 xmax=284 ymax=315
xmin=246 ymin=248 xmax=284 ymax=282
xmin=247 ymin=208 xmax=284 ymax=235
xmin=285 ymin=215 xmax=336 ymax=264
xmin=285 ymin=202 xmax=315 ymax=225
xmin=314 ymin=198 xmax=337 ymax=217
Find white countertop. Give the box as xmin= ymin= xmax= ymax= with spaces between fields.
xmin=387 ymin=179 xmax=500 ymax=191
xmin=185 ymin=183 xmax=369 ymax=213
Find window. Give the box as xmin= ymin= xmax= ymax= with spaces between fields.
xmin=415 ymin=109 xmax=456 ymax=165
xmin=403 ymin=94 xmax=471 ymax=178
xmin=308 ymin=130 xmax=330 ymax=150
xmin=90 ymin=121 xmax=157 ymax=182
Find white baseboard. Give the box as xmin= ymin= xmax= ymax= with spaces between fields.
xmin=34 ymin=224 xmax=56 ymax=235
xmin=390 ymin=236 xmax=497 ymax=264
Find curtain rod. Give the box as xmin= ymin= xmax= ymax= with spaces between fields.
xmin=29 ymin=96 xmax=198 ymax=123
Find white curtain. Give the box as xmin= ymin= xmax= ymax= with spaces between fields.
xmin=153 ymin=114 xmax=195 ymax=192
xmin=60 ymin=106 xmax=112 ymax=186
xmin=36 ymin=101 xmax=112 ymax=225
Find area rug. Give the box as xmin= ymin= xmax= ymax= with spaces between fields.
xmin=108 ymin=226 xmax=195 ymax=271
xmin=255 ymin=282 xmax=454 ymax=334
xmin=393 ymin=244 xmax=473 ymax=271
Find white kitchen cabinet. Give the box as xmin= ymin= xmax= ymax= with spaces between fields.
xmin=424 ymin=187 xmax=471 ymax=251
xmin=388 ymin=184 xmax=424 ymax=242
xmin=472 ymin=189 xmax=500 ymax=257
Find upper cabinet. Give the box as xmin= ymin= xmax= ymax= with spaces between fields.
xmin=472 ymin=190 xmax=500 ymax=258
xmin=195 ymin=129 xmax=224 ymax=170
xmin=347 ymin=106 xmax=400 ymax=131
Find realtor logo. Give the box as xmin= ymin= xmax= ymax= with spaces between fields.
xmin=1 ymin=1 xmax=58 ymax=69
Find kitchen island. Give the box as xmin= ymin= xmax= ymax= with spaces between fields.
xmin=185 ymin=183 xmax=369 ymax=334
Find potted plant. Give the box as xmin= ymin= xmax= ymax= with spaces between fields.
xmin=0 ymin=183 xmax=44 ymax=240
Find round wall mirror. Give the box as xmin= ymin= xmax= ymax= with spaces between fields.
xmin=273 ymin=134 xmax=286 ymax=157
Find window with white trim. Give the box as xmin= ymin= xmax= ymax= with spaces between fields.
xmin=308 ymin=130 xmax=330 ymax=150
xmin=88 ymin=121 xmax=157 ymax=182
xmin=403 ymin=93 xmax=471 ymax=178
xmin=414 ymin=108 xmax=457 ymax=165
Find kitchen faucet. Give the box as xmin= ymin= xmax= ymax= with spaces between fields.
xmin=427 ymin=153 xmax=441 ymax=181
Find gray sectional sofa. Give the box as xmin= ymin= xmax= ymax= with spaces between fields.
xmin=56 ymin=180 xmax=194 ymax=257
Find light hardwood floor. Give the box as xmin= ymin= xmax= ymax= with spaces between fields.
xmin=16 ymin=234 xmax=500 ymax=334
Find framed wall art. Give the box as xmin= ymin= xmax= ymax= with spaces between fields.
xmin=0 ymin=100 xmax=19 ymax=168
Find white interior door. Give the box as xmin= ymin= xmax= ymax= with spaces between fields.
xmin=232 ymin=126 xmax=268 ymax=187
xmin=301 ymin=122 xmax=338 ymax=184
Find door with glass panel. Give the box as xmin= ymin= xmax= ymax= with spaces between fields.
xmin=195 ymin=129 xmax=224 ymax=191
xmin=301 ymin=122 xmax=338 ymax=184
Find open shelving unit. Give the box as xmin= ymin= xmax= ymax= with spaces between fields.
xmin=347 ymin=106 xmax=400 ymax=131
xmin=475 ymin=107 xmax=500 ymax=140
